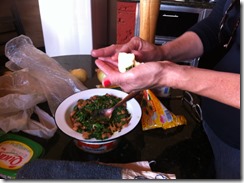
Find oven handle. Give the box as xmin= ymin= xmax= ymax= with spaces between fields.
xmin=162 ymin=14 xmax=179 ymax=18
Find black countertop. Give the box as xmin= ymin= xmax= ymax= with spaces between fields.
xmin=3 ymin=55 xmax=215 ymax=179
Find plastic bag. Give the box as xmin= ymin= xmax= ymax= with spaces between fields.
xmin=4 ymin=35 xmax=87 ymax=115
xmin=0 ymin=35 xmax=87 ymax=138
xmin=105 ymin=161 xmax=176 ymax=179
xmin=0 ymin=69 xmax=56 ymax=138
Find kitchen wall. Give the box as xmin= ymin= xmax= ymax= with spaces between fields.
xmin=0 ymin=0 xmax=44 ymax=57
xmin=116 ymin=0 xmax=215 ymax=44
xmin=15 ymin=0 xmax=44 ymax=48
xmin=117 ymin=1 xmax=137 ymax=44
xmin=0 ymin=0 xmax=117 ymax=57
xmin=0 ymin=0 xmax=44 ymax=48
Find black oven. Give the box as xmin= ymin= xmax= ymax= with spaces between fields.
xmin=155 ymin=4 xmax=212 ymax=45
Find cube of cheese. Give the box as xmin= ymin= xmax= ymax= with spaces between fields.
xmin=118 ymin=52 xmax=136 ymax=73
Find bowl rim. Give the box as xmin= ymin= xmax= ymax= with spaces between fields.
xmin=54 ymin=88 xmax=142 ymax=143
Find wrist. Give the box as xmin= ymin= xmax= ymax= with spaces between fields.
xmin=159 ymin=61 xmax=188 ymax=89
xmin=158 ymin=43 xmax=172 ymax=61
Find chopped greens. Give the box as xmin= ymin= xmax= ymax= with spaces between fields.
xmin=70 ymin=93 xmax=131 ymax=140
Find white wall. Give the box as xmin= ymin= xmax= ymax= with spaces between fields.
xmin=38 ymin=0 xmax=107 ymax=57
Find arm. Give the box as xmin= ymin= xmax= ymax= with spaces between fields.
xmin=168 ymin=63 xmax=240 ymax=109
xmin=95 ymin=59 xmax=240 ymax=109
xmin=160 ymin=0 xmax=226 ymax=62
xmin=159 ymin=31 xmax=204 ymax=62
xmin=92 ymin=0 xmax=239 ymax=109
xmin=91 ymin=32 xmax=204 ymax=64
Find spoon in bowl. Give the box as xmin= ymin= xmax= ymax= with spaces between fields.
xmin=92 ymin=91 xmax=140 ymax=120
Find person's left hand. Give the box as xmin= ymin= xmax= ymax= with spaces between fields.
xmin=95 ymin=59 xmax=177 ymax=92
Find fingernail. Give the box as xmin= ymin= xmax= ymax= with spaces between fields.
xmin=103 ymin=79 xmax=111 ymax=87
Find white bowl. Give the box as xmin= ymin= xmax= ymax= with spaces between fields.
xmin=55 ymin=88 xmax=142 ymax=153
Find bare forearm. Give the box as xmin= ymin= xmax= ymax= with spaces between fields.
xmin=167 ymin=64 xmax=240 ymax=109
xmin=160 ymin=31 xmax=204 ymax=62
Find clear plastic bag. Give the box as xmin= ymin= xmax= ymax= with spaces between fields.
xmin=0 ymin=35 xmax=87 ymax=138
xmin=4 ymin=35 xmax=87 ymax=114
xmin=0 ymin=69 xmax=56 ymax=138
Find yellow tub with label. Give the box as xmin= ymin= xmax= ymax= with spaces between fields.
xmin=0 ymin=133 xmax=43 ymax=179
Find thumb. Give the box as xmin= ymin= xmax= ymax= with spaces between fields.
xmin=102 ymin=74 xmax=123 ymax=88
xmin=102 ymin=78 xmax=112 ymax=87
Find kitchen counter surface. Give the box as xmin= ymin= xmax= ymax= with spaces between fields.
xmin=0 ymin=55 xmax=215 ymax=179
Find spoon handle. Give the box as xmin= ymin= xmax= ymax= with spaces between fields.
xmin=113 ymin=91 xmax=140 ymax=109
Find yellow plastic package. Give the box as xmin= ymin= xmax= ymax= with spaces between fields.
xmin=141 ymin=89 xmax=187 ymax=131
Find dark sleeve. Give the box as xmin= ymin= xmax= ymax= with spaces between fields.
xmin=16 ymin=159 xmax=122 ymax=179
xmin=188 ymin=0 xmax=227 ymax=53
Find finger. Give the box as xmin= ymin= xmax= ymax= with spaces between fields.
xmin=95 ymin=60 xmax=120 ymax=87
xmin=131 ymin=50 xmax=144 ymax=61
xmin=97 ymin=57 xmax=118 ymax=67
xmin=95 ymin=59 xmax=118 ymax=76
xmin=91 ymin=44 xmax=122 ymax=58
xmin=97 ymin=57 xmax=118 ymax=68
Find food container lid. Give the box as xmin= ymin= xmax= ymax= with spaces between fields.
xmin=0 ymin=132 xmax=44 ymax=179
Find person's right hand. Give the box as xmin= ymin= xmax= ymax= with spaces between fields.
xmin=91 ymin=36 xmax=164 ymax=64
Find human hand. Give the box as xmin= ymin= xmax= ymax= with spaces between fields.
xmin=95 ymin=59 xmax=176 ymax=92
xmin=91 ymin=36 xmax=163 ymax=63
